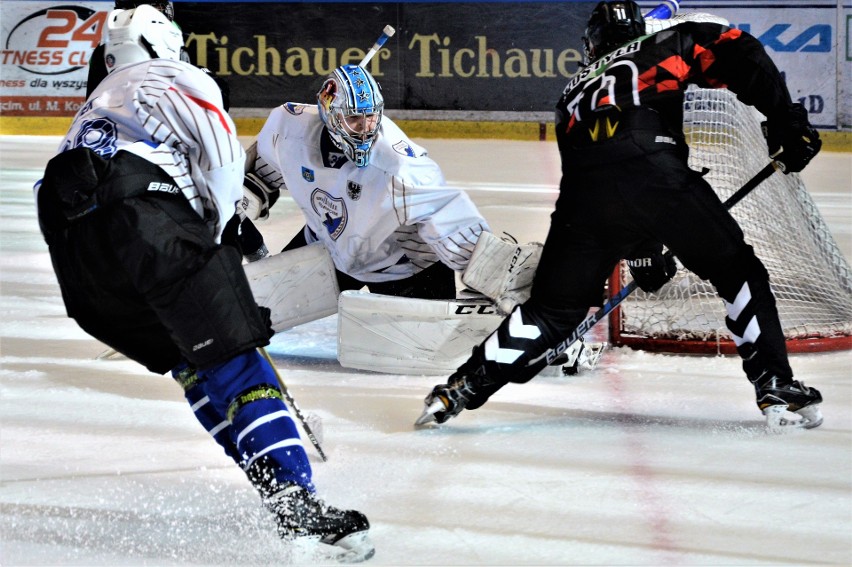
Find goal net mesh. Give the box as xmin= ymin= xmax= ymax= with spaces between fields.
xmin=610 ymin=86 xmax=852 ymax=353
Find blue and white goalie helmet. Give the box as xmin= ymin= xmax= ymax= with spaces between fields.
xmin=317 ymin=65 xmax=384 ymax=168
xmin=104 ymin=4 xmax=183 ymax=72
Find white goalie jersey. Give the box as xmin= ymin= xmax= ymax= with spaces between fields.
xmin=56 ymin=59 xmax=245 ymax=242
xmin=254 ymin=104 xmax=490 ymax=283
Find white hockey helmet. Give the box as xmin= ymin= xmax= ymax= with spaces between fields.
xmin=104 ymin=5 xmax=183 ymax=72
xmin=317 ymin=65 xmax=384 ymax=168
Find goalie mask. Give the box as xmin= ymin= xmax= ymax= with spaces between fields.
xmin=582 ymin=1 xmax=646 ymax=64
xmin=104 ymin=5 xmax=183 ymax=72
xmin=317 ymin=65 xmax=384 ymax=168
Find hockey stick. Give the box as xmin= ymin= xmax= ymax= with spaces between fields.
xmin=358 ymin=25 xmax=396 ymax=67
xmin=530 ymin=161 xmax=780 ymax=367
xmin=644 ymin=0 xmax=680 ymax=19
xmin=258 ymin=346 xmax=328 ymax=462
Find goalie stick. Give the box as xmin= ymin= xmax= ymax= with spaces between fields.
xmin=358 ymin=25 xmax=395 ymax=67
xmin=258 ymin=346 xmax=328 ymax=462
xmin=529 ymin=161 xmax=780 ymax=368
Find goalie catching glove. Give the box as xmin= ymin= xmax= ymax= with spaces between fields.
xmin=625 ymin=244 xmax=677 ymax=293
xmin=241 ymin=172 xmax=280 ymax=221
xmin=763 ymin=103 xmax=822 ymax=174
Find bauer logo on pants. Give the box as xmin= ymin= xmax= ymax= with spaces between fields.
xmin=147 ymin=181 xmax=179 ymax=194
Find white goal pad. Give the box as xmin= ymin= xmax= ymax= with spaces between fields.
xmin=244 ymin=243 xmax=340 ymax=332
xmin=337 ymin=291 xmax=503 ymax=375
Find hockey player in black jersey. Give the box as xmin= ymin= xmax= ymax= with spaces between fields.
xmin=417 ymin=1 xmax=823 ymax=431
xmin=37 ymin=6 xmax=373 ymax=562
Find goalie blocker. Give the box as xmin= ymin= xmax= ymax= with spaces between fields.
xmin=243 ymin=243 xmax=339 ymax=332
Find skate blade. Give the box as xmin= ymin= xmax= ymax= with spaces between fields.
xmin=324 ymin=531 xmax=375 ymax=564
xmin=414 ymin=399 xmax=446 ymax=426
xmin=763 ymin=404 xmax=823 ymax=432
xmin=285 ymin=532 xmax=374 ymax=564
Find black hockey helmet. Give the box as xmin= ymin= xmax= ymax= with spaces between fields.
xmin=582 ymin=1 xmax=645 ymax=64
xmin=113 ymin=1 xmax=174 ymax=21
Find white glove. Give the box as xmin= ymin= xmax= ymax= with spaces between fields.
xmin=240 ymin=172 xmax=280 ymax=221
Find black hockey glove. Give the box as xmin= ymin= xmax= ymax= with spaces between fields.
xmin=258 ymin=305 xmax=275 ymax=340
xmin=763 ymin=103 xmax=822 ymax=174
xmin=626 ymin=246 xmax=677 ymax=293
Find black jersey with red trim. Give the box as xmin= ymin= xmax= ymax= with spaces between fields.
xmin=556 ymin=22 xmax=793 ymax=141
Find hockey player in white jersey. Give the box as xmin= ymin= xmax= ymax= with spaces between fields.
xmin=243 ymin=64 xmax=490 ymax=300
xmin=35 ymin=6 xmax=373 ymax=562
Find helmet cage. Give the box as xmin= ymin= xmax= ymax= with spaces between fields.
xmin=582 ymin=1 xmax=645 ymax=64
xmin=317 ymin=65 xmax=384 ymax=168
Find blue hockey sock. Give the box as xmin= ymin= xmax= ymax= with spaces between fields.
xmin=199 ymin=351 xmax=314 ymax=492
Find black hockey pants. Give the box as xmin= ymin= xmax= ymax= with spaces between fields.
xmin=458 ymin=144 xmax=793 ymax=406
xmin=38 ymin=148 xmax=271 ymax=374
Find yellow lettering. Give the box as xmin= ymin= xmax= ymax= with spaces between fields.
xmin=453 ymin=48 xmax=475 ymax=78
xmin=364 ymin=48 xmax=389 ymax=76
xmin=284 ymin=47 xmax=311 ymax=76
xmin=475 ymin=36 xmax=502 ymax=78
xmin=557 ymin=48 xmax=582 ymax=78
xmin=231 ymin=46 xmax=255 ymax=75
xmin=530 ymin=49 xmax=555 ymax=77
xmin=255 ymin=35 xmax=281 ymax=76
xmin=184 ymin=32 xmax=215 ymax=69
xmin=215 ymin=35 xmax=230 ymax=76
xmin=409 ymin=33 xmax=440 ymax=77
xmin=504 ymin=48 xmax=529 ymax=78
xmin=312 ymin=47 xmax=336 ymax=76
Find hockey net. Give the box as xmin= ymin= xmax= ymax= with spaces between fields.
xmin=609 ymin=86 xmax=852 ymax=353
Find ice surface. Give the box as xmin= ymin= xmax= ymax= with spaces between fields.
xmin=2 ymin=136 xmax=850 ymax=565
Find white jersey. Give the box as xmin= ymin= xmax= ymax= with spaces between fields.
xmin=55 ymin=58 xmax=244 ymax=242
xmin=254 ymin=104 xmax=490 ymax=282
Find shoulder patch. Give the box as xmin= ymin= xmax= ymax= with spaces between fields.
xmin=392 ymin=140 xmax=416 ymax=157
xmin=284 ymin=102 xmax=306 ymax=115
xmin=302 ymin=166 xmax=315 ymax=182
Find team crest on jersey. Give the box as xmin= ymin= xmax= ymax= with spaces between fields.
xmin=284 ymin=102 xmax=305 ymax=115
xmin=302 ymin=167 xmax=315 ymax=182
xmin=346 ymin=181 xmax=362 ymax=200
xmin=74 ymin=117 xmax=117 ymax=158
xmin=311 ymin=188 xmax=347 ymax=240
xmin=392 ymin=140 xmax=416 ymax=157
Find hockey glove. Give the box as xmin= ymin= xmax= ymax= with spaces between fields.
xmin=625 ymin=246 xmax=677 ymax=293
xmin=241 ymin=172 xmax=280 ymax=221
xmin=763 ymin=103 xmax=822 ymax=174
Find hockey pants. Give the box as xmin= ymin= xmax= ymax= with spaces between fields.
xmin=458 ymin=148 xmax=793 ymax=407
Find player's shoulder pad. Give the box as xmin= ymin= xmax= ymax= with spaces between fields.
xmin=261 ymin=102 xmax=320 ymax=141
xmin=170 ymin=61 xmax=226 ymax=107
xmin=368 ymin=116 xmax=433 ymax=173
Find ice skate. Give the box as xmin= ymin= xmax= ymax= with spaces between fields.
xmin=752 ymin=375 xmax=823 ymax=431
xmin=268 ymin=484 xmax=374 ymax=563
xmin=415 ymin=372 xmax=477 ymax=426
